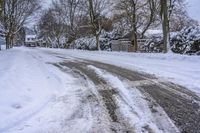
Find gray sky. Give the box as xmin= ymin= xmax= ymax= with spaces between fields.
xmin=187 ymin=0 xmax=200 ymax=22
xmin=42 ymin=0 xmax=200 ymax=22
xmin=27 ymin=0 xmax=200 ymax=28
xmin=42 ymin=0 xmax=52 ymax=9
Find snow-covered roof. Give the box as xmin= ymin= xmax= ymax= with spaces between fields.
xmin=145 ymin=29 xmax=163 ymax=36
xmin=25 ymin=35 xmax=37 ymax=42
xmin=123 ymin=29 xmax=163 ymax=39
xmin=26 ymin=35 xmax=37 ymax=39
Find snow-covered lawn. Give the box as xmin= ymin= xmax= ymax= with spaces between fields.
xmin=43 ymin=48 xmax=200 ymax=95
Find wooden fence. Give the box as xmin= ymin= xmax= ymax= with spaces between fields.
xmin=111 ymin=38 xmax=151 ymax=52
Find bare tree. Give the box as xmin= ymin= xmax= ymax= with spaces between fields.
xmin=87 ymin=0 xmax=110 ymax=50
xmin=170 ymin=9 xmax=198 ymax=32
xmin=140 ymin=0 xmax=159 ymax=38
xmin=38 ymin=10 xmax=54 ymax=48
xmin=52 ymin=1 xmax=67 ymax=48
xmin=38 ymin=7 xmax=66 ymax=48
xmin=60 ymin=0 xmax=80 ymax=41
xmin=0 ymin=0 xmax=40 ymax=49
xmin=115 ymin=0 xmax=159 ymax=52
xmin=168 ymin=0 xmax=198 ymax=32
xmin=53 ymin=0 xmax=87 ymax=43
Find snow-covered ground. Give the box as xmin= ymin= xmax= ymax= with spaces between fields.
xmin=43 ymin=48 xmax=200 ymax=95
xmin=0 ymin=47 xmax=199 ymax=133
xmin=0 ymin=48 xmax=82 ymax=132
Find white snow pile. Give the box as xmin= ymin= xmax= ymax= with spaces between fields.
xmin=45 ymin=48 xmax=200 ymax=95
xmin=0 ymin=48 xmax=72 ymax=132
xmin=0 ymin=47 xmax=102 ymax=133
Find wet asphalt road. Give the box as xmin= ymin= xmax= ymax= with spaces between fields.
xmin=50 ymin=52 xmax=200 ymax=133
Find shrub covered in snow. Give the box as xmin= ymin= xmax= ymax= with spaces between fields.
xmin=72 ymin=26 xmax=200 ymax=54
xmin=139 ymin=34 xmax=163 ymax=53
xmin=140 ymin=27 xmax=200 ymax=54
xmin=73 ymin=36 xmax=111 ymax=51
xmin=100 ymin=29 xmax=122 ymax=40
xmin=74 ymin=37 xmax=96 ymax=50
xmin=171 ymin=26 xmax=200 ymax=55
xmin=73 ymin=30 xmax=123 ymax=51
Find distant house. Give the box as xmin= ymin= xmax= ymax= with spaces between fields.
xmin=25 ymin=35 xmax=37 ymax=47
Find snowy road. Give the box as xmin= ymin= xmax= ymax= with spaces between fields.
xmin=1 ymin=48 xmax=200 ymax=133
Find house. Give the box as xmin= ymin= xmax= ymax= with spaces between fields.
xmin=25 ymin=35 xmax=37 ymax=47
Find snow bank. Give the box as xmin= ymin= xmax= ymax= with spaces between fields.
xmin=0 ymin=47 xmax=67 ymax=132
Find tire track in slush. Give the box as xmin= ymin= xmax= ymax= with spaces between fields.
xmin=79 ymin=60 xmax=200 ymax=133
xmin=53 ymin=62 xmax=135 ymax=132
xmin=49 ymin=51 xmax=200 ymax=132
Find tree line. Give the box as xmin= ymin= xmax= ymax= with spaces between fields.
xmin=0 ymin=0 xmax=40 ymax=49
xmin=0 ymin=0 xmax=198 ymax=53
xmin=38 ymin=0 xmax=197 ymax=53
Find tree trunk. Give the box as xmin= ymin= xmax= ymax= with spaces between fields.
xmin=5 ymin=34 xmax=10 ymax=49
xmin=10 ymin=34 xmax=14 ymax=48
xmin=161 ymin=0 xmax=170 ymax=53
xmin=57 ymin=38 xmax=60 ymax=48
xmin=131 ymin=1 xmax=138 ymax=52
xmin=95 ymin=34 xmax=100 ymax=50
xmin=88 ymin=0 xmax=100 ymax=51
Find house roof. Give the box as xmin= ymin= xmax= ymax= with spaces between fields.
xmin=145 ymin=29 xmax=162 ymax=36
xmin=25 ymin=35 xmax=37 ymax=43
xmin=26 ymin=35 xmax=37 ymax=39
xmin=123 ymin=29 xmax=163 ymax=40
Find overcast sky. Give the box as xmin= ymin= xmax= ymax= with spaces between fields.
xmin=187 ymin=0 xmax=200 ymax=22
xmin=42 ymin=0 xmax=200 ymax=21
xmin=26 ymin=0 xmax=199 ymax=28
xmin=43 ymin=0 xmax=52 ymax=9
